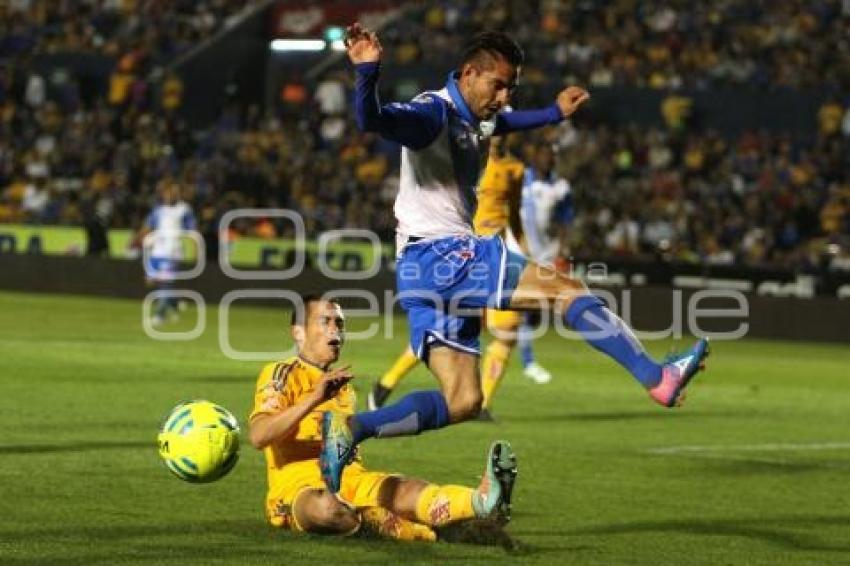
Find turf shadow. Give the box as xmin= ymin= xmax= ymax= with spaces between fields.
xmin=434 ymin=519 xmax=517 ymax=550
xmin=0 ymin=518 xmax=523 ymax=562
xmin=661 ymin=452 xmax=850 ymax=476
xmin=564 ymin=515 xmax=850 ymax=553
xmin=0 ymin=440 xmax=151 ymax=455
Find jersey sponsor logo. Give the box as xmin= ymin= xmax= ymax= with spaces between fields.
xmin=429 ymin=496 xmax=452 ymax=526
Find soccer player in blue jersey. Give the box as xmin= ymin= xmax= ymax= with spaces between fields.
xmin=320 ymin=23 xmax=710 ymax=493
xmin=139 ymin=181 xmax=196 ymax=326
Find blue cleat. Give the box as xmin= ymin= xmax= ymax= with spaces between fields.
xmin=650 ymin=338 xmax=710 ymax=407
xmin=319 ymin=411 xmax=356 ymax=493
xmin=472 ymin=440 xmax=518 ymax=524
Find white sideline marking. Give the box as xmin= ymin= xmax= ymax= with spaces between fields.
xmin=648 ymin=442 xmax=850 ymax=455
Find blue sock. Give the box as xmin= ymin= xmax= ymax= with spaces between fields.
xmin=518 ymin=321 xmax=534 ymax=368
xmin=565 ymin=295 xmax=662 ymax=388
xmin=350 ymin=390 xmax=449 ymax=443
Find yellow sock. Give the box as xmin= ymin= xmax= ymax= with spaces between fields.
xmin=414 ymin=484 xmax=476 ymax=528
xmin=379 ymin=348 xmax=419 ymax=389
xmin=481 ymin=340 xmax=512 ymax=409
xmin=360 ymin=507 xmax=436 ymax=542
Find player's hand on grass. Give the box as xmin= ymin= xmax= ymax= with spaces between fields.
xmin=312 ymin=365 xmax=354 ymax=403
xmin=556 ymin=86 xmax=590 ymax=118
xmin=345 ymin=22 xmax=382 ymax=64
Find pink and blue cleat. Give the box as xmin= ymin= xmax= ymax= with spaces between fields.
xmin=649 ymin=338 xmax=710 ymax=407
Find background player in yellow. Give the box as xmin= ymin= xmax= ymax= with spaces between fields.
xmin=249 ymin=294 xmax=518 ymax=540
xmin=368 ymin=135 xmax=550 ymax=419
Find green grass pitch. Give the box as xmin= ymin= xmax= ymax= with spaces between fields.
xmin=1 ymin=291 xmax=849 ymax=565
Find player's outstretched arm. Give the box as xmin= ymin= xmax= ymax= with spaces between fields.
xmin=249 ymin=366 xmax=353 ymax=449
xmin=347 ymin=22 xmax=445 ymax=149
xmin=494 ymin=86 xmax=590 ymax=135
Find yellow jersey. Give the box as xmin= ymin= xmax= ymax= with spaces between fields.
xmin=249 ymin=356 xmax=357 ymax=489
xmin=473 ymin=154 xmax=525 ymax=236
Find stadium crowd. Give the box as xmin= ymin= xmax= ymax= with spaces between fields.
xmin=0 ymin=0 xmax=849 ymax=271
xmin=0 ymin=0 xmax=258 ymax=64
xmin=382 ymin=0 xmax=850 ymax=99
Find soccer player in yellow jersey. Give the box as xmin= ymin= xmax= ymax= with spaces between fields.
xmin=368 ymin=137 xmax=549 ymax=419
xmin=249 ymin=294 xmax=518 ymax=540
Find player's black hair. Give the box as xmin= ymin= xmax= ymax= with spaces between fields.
xmin=291 ymin=293 xmax=336 ymax=326
xmin=460 ymin=31 xmax=524 ymax=70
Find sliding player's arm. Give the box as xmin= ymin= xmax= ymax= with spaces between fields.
xmin=494 ymin=86 xmax=590 ymax=135
xmin=249 ymin=366 xmax=353 ymax=450
xmin=347 ymin=22 xmax=445 ymax=149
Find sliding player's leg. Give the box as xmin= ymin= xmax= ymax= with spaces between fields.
xmin=509 ymin=261 xmax=709 ymax=407
xmin=376 ymin=439 xmax=518 ymax=528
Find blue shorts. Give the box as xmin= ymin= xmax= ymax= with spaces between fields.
xmin=396 ymin=235 xmax=527 ymax=361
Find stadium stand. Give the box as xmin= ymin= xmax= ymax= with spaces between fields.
xmin=0 ymin=0 xmax=848 ymax=271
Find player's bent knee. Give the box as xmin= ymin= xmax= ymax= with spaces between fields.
xmin=513 ymin=263 xmax=591 ymax=311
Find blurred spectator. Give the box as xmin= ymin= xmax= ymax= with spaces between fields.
xmin=819 ymin=100 xmax=845 ymax=137
xmin=24 ymin=72 xmax=45 ymax=108
xmin=161 ymin=72 xmax=183 ymax=112
xmin=81 ymin=188 xmax=111 ymax=257
xmin=314 ymin=72 xmax=346 ymax=116
xmin=280 ymin=76 xmax=308 ymax=118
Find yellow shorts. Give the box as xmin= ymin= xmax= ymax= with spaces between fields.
xmin=484 ymin=308 xmax=522 ymax=335
xmin=265 ymin=459 xmax=393 ymax=531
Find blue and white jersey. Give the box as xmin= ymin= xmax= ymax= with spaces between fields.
xmin=520 ymin=168 xmax=573 ymax=265
xmin=395 ymin=86 xmax=489 ymax=249
xmin=145 ymin=201 xmax=196 ymax=260
xmin=353 ymin=63 xmax=564 ymax=254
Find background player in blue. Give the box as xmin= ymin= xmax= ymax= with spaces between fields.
xmin=139 ymin=180 xmax=196 ymax=326
xmin=320 ymin=23 xmax=710 ymax=493
xmin=515 ymin=141 xmax=576 ymax=384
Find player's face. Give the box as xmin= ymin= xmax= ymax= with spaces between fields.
xmin=534 ymin=146 xmax=554 ymax=174
xmin=160 ymin=184 xmax=177 ymax=205
xmin=463 ymin=57 xmax=518 ymax=120
xmin=298 ymin=301 xmax=346 ymax=366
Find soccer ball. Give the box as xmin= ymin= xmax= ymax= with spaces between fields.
xmin=157 ymin=400 xmax=240 ymax=483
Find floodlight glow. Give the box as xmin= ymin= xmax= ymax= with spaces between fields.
xmin=270 ymin=39 xmax=326 ymax=52
xmin=325 ymin=26 xmax=345 ymax=42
